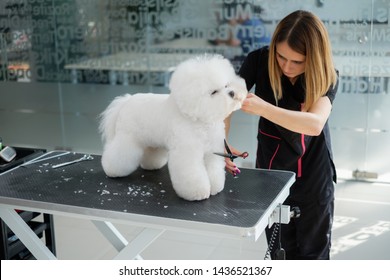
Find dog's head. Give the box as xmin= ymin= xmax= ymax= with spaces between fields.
xmin=169 ymin=54 xmax=248 ymax=123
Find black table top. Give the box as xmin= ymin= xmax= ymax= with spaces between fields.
xmin=0 ymin=151 xmax=295 ymax=238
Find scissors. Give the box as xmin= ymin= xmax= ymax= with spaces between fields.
xmin=214 ymin=139 xmax=248 ymax=162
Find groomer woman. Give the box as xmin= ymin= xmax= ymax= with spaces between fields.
xmin=225 ymin=10 xmax=339 ymax=259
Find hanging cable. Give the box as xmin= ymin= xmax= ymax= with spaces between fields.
xmin=275 ymin=203 xmax=286 ymax=260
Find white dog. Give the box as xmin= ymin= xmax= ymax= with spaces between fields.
xmin=99 ymin=54 xmax=247 ymax=201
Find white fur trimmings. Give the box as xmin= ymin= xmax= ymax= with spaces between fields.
xmin=99 ymin=54 xmax=247 ymax=201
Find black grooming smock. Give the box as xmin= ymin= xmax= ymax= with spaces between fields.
xmin=239 ymin=46 xmax=338 ymax=204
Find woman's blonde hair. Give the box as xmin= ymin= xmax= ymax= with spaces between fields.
xmin=268 ymin=10 xmax=337 ymax=110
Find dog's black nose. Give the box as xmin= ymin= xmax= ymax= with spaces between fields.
xmin=228 ymin=91 xmax=235 ymax=98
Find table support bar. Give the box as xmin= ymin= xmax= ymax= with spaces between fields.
xmin=92 ymin=220 xmax=129 ymax=251
xmin=0 ymin=207 xmax=57 ymax=260
xmin=113 ymin=227 xmax=165 ymax=260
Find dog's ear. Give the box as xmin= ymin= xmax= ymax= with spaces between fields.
xmin=169 ymin=56 xmax=212 ymax=119
xmin=169 ymin=77 xmax=205 ymax=120
xmin=169 ymin=54 xmax=241 ymax=122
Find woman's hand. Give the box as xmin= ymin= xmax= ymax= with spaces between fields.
xmin=224 ymin=145 xmax=247 ymax=177
xmin=241 ymin=93 xmax=267 ymax=115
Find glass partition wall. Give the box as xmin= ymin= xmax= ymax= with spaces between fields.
xmin=1 ymin=0 xmax=389 ymax=182
xmin=329 ymin=0 xmax=390 ymax=182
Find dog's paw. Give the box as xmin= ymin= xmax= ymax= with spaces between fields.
xmin=173 ymin=184 xmax=211 ymax=201
xmin=181 ymin=191 xmax=211 ymax=201
xmin=208 ymin=169 xmax=226 ymax=196
xmin=210 ymin=181 xmax=224 ymax=196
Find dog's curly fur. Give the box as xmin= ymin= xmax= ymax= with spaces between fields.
xmin=99 ymin=54 xmax=247 ymax=201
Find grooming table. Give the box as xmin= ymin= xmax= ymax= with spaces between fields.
xmin=64 ymin=53 xmax=198 ymax=85
xmin=0 ymin=151 xmax=295 ymax=260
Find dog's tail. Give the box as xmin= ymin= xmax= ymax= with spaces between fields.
xmin=99 ymin=94 xmax=131 ymax=143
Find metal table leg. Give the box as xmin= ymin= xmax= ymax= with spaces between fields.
xmin=0 ymin=207 xmax=56 ymax=260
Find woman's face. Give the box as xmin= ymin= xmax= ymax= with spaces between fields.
xmin=276 ymin=41 xmax=306 ymax=82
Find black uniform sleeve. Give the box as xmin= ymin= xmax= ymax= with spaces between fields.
xmin=325 ymin=70 xmax=339 ymax=104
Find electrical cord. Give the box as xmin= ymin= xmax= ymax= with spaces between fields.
xmin=264 ymin=222 xmax=279 ymax=260
xmin=275 ymin=203 xmax=286 ymax=259
xmin=264 ymin=204 xmax=285 ymax=260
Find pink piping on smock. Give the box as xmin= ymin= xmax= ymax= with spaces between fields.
xmin=259 ymin=130 xmax=281 ymax=170
xmin=259 ymin=104 xmax=306 ymax=178
xmin=297 ymin=103 xmax=306 ymax=178
xmin=297 ymin=133 xmax=306 ymax=177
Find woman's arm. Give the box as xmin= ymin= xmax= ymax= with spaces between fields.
xmin=241 ymin=93 xmax=332 ymax=136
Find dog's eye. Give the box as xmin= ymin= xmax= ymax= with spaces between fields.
xmin=211 ymin=90 xmax=218 ymax=95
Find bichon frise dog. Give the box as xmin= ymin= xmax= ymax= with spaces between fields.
xmin=99 ymin=54 xmax=247 ymax=201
